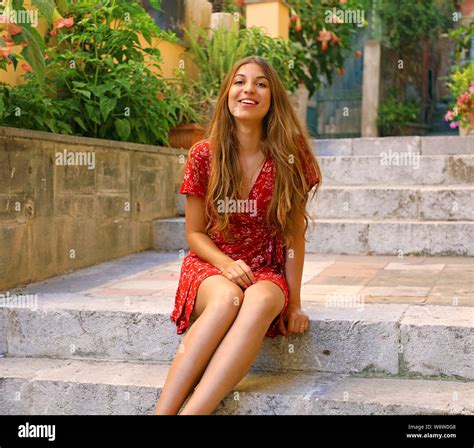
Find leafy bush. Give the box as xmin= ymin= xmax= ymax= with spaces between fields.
xmin=378 ymin=0 xmax=452 ymax=51
xmin=377 ymin=89 xmax=420 ymax=135
xmin=0 ymin=0 xmax=185 ymax=145
xmin=288 ymin=0 xmax=366 ymax=96
xmin=444 ymin=23 xmax=474 ymax=129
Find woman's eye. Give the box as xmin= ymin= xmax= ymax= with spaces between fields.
xmin=234 ymin=80 xmax=266 ymax=87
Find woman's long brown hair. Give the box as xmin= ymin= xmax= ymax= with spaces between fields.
xmin=198 ymin=55 xmax=322 ymax=249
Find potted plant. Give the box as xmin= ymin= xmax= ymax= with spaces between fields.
xmin=444 ymin=78 xmax=474 ymax=136
xmin=165 ymin=68 xmax=207 ymax=150
xmin=444 ymin=22 xmax=474 ymax=135
xmin=377 ymin=88 xmax=421 ymax=136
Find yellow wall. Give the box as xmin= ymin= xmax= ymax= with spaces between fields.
xmin=245 ymin=1 xmax=289 ymax=39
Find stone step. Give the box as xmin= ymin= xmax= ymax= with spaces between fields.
xmin=306 ymin=219 xmax=474 ymax=256
xmin=316 ymin=154 xmax=474 ymax=185
xmin=2 ymin=294 xmax=472 ymax=380
xmin=312 ymin=136 xmax=474 ymax=157
xmin=0 ymin=356 xmax=472 ymax=415
xmin=153 ymin=217 xmax=474 ymax=256
xmin=312 ymin=185 xmax=474 ymax=221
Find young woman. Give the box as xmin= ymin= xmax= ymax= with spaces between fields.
xmin=154 ymin=55 xmax=321 ymax=415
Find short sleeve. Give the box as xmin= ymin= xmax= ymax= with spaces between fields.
xmin=299 ymin=138 xmax=319 ymax=193
xmin=179 ymin=142 xmax=210 ymax=199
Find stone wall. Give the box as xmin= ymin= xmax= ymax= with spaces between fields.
xmin=0 ymin=126 xmax=186 ymax=291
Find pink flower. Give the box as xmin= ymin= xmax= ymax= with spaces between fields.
xmin=355 ymin=50 xmax=363 ymax=59
xmin=318 ymin=30 xmax=332 ymax=52
xmin=444 ymin=110 xmax=455 ymax=121
xmin=8 ymin=22 xmax=23 ymax=36
xmin=469 ymin=86 xmax=474 ymax=93
xmin=21 ymin=62 xmax=33 ymax=73
xmin=56 ymin=17 xmax=74 ymax=29
xmin=0 ymin=47 xmax=11 ymax=59
xmin=449 ymin=121 xmax=459 ymax=129
xmin=50 ymin=16 xmax=74 ymax=35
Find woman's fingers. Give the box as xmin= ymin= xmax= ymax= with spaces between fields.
xmin=236 ymin=261 xmax=255 ymax=286
xmin=227 ymin=270 xmax=248 ymax=289
xmin=241 ymin=261 xmax=256 ymax=284
xmin=286 ymin=316 xmax=310 ymax=336
xmin=221 ymin=259 xmax=255 ymax=289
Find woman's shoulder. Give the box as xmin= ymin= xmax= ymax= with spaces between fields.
xmin=189 ymin=139 xmax=211 ymax=159
xmin=187 ymin=140 xmax=212 ymax=174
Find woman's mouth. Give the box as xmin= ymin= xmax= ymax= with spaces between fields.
xmin=239 ymin=99 xmax=258 ymax=108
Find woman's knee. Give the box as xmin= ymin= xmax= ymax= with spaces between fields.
xmin=197 ymin=277 xmax=244 ymax=319
xmin=207 ymin=285 xmax=244 ymax=314
xmin=243 ymin=287 xmax=285 ymax=319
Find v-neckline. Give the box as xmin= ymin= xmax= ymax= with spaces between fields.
xmin=240 ymin=158 xmax=268 ymax=201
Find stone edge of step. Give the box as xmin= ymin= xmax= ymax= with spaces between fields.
xmin=0 ymin=356 xmax=472 ymax=415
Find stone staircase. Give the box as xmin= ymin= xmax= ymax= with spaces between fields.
xmin=0 ymin=135 xmax=473 ymax=415
xmin=0 ymin=251 xmax=472 ymax=415
xmin=155 ymin=135 xmax=474 ymax=256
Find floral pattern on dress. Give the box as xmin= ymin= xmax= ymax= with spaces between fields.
xmin=170 ymin=139 xmax=319 ymax=338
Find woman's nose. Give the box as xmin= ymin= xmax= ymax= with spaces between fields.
xmin=244 ymin=83 xmax=255 ymax=93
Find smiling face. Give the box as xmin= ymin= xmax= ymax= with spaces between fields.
xmin=228 ymin=62 xmax=271 ymax=123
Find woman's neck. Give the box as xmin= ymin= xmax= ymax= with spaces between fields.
xmin=236 ymin=122 xmax=263 ymax=156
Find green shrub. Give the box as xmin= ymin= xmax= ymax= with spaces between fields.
xmin=0 ymin=0 xmax=184 ymax=145
xmin=377 ymin=89 xmax=420 ymax=135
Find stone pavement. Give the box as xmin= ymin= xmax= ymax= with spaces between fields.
xmin=0 ymin=250 xmax=472 ymax=415
xmin=59 ymin=252 xmax=472 ymax=308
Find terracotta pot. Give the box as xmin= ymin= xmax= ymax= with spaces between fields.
xmin=168 ymin=123 xmax=206 ymax=150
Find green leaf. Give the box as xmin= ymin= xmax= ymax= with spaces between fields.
xmin=73 ymin=89 xmax=91 ymax=99
xmin=74 ymin=116 xmax=87 ymax=131
xmin=115 ymin=118 xmax=130 ymax=141
xmin=12 ymin=0 xmax=25 ymax=9
xmin=0 ymin=94 xmax=4 ymax=119
xmin=72 ymin=81 xmax=87 ymax=88
xmin=18 ymin=24 xmax=46 ymax=84
xmin=85 ymin=104 xmax=101 ymax=124
xmin=100 ymin=96 xmax=117 ymax=121
xmin=32 ymin=0 xmax=55 ymax=22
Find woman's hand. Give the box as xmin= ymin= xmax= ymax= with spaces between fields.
xmin=278 ymin=303 xmax=309 ymax=337
xmin=220 ymin=259 xmax=256 ymax=290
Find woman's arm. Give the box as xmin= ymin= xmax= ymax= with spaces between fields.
xmin=185 ymin=195 xmax=255 ymax=288
xmin=284 ymin=211 xmax=306 ymax=308
xmin=279 ymin=209 xmax=310 ymax=336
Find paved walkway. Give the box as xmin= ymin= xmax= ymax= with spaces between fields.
xmin=10 ymin=251 xmax=473 ymax=307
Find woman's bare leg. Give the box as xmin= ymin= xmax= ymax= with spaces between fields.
xmin=179 ymin=280 xmax=285 ymax=415
xmin=153 ymin=275 xmax=244 ymax=415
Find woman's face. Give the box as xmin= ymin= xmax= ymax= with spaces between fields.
xmin=228 ymin=62 xmax=271 ymax=123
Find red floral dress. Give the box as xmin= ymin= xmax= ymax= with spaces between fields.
xmin=170 ymin=140 xmax=319 ymax=338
